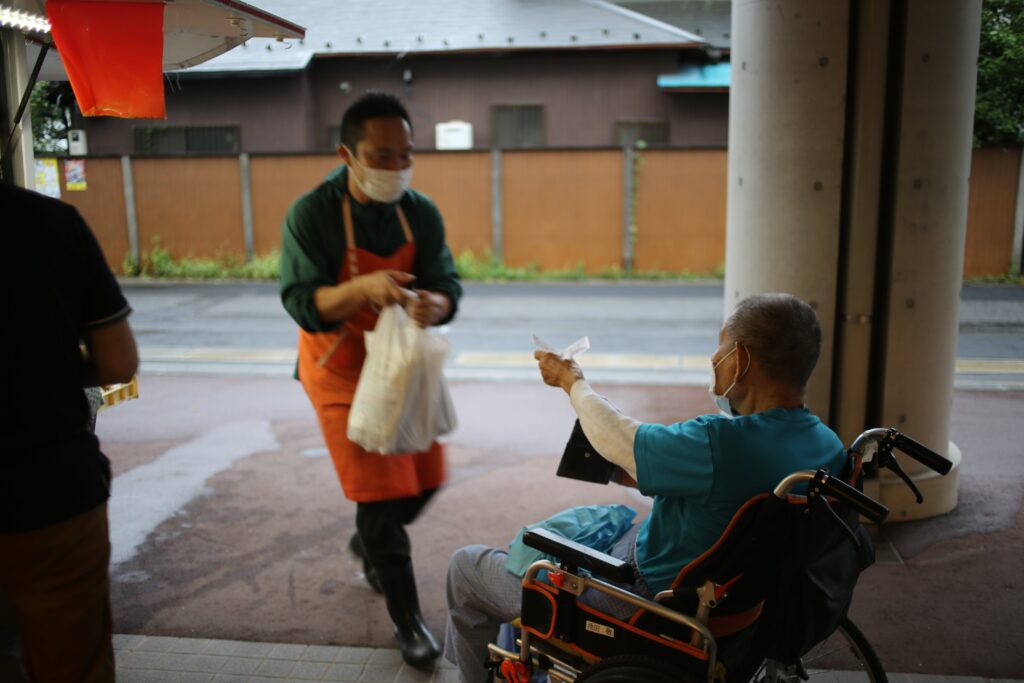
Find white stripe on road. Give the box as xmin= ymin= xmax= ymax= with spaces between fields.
xmin=108 ymin=419 xmax=279 ymax=566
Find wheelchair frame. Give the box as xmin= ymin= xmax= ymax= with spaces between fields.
xmin=487 ymin=427 xmax=952 ymax=683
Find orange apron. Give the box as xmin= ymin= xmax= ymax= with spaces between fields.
xmin=298 ymin=194 xmax=446 ymax=503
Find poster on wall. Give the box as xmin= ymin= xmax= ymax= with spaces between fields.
xmin=34 ymin=158 xmax=61 ymax=198
xmin=65 ymin=159 xmax=88 ymax=191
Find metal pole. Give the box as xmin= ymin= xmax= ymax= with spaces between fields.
xmin=491 ymin=148 xmax=503 ymax=262
xmin=121 ymin=156 xmax=140 ymax=267
xmin=240 ymin=153 xmax=255 ymax=262
xmin=0 ymin=39 xmax=47 ymax=178
xmin=0 ymin=28 xmax=38 ymax=188
xmin=622 ymin=146 xmax=635 ymax=272
xmin=1011 ymin=147 xmax=1024 ymax=276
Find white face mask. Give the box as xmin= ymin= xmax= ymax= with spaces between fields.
xmin=346 ymin=148 xmax=412 ymax=203
xmin=708 ymin=342 xmax=749 ymax=418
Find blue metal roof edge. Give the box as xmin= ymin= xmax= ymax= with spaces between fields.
xmin=657 ymin=61 xmax=730 ymax=89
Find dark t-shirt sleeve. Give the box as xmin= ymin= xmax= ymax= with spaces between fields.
xmin=72 ymin=209 xmax=131 ymax=328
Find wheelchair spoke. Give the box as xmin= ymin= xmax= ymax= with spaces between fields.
xmin=749 ymin=619 xmax=886 ymax=682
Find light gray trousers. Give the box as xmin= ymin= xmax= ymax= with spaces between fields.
xmin=443 ymin=524 xmax=651 ymax=683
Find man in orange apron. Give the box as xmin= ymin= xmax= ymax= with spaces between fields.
xmin=280 ymin=93 xmax=462 ymax=666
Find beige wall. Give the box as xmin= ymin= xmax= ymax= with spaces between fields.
xmin=55 ymin=158 xmax=130 ymax=271
xmin=133 ymin=157 xmax=244 ymax=259
xmin=412 ymin=152 xmax=492 ymax=258
xmin=964 ymin=147 xmax=1021 ymax=277
xmin=633 ymin=149 xmax=728 ymax=273
xmin=250 ymin=154 xmax=339 ymax=255
xmin=503 ymin=150 xmax=623 ymax=272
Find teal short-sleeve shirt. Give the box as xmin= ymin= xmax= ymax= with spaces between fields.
xmin=633 ymin=408 xmax=847 ymax=593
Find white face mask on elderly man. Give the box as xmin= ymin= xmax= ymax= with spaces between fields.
xmin=345 ymin=148 xmax=413 ymax=204
xmin=708 ymin=342 xmax=750 ymax=418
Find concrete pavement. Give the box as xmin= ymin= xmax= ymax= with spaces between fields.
xmin=92 ymin=375 xmax=1024 ymax=680
xmin=74 ymin=280 xmax=1024 ymax=680
xmin=111 ymin=633 xmax=1023 ymax=682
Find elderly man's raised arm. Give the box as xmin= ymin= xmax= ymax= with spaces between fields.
xmin=568 ymin=381 xmax=640 ymax=480
xmin=535 ymin=351 xmax=640 ymax=479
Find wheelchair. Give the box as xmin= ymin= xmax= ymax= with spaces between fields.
xmin=487 ymin=428 xmax=953 ymax=683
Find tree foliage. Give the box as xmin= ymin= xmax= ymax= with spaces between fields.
xmin=974 ymin=0 xmax=1024 ymax=146
xmin=29 ymin=80 xmax=74 ymax=153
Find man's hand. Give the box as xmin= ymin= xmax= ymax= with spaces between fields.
xmin=358 ymin=270 xmax=415 ymax=308
xmin=534 ymin=351 xmax=584 ymax=394
xmin=405 ymin=289 xmax=449 ymax=328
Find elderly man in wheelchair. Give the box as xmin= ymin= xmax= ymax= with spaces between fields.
xmin=443 ymin=293 xmax=905 ymax=682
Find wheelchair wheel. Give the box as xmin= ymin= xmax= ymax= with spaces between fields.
xmin=575 ymin=654 xmax=700 ymax=683
xmin=751 ymin=616 xmax=887 ymax=682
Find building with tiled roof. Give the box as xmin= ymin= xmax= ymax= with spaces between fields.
xmin=78 ymin=0 xmax=731 ymax=154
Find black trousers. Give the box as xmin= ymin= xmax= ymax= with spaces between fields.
xmin=355 ymin=487 xmax=438 ymax=576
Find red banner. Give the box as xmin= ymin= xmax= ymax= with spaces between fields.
xmin=46 ymin=0 xmax=165 ymax=119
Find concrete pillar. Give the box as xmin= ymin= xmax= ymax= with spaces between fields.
xmin=874 ymin=0 xmax=981 ymax=520
xmin=1 ymin=28 xmax=36 ymax=189
xmin=724 ymin=0 xmax=851 ymax=419
xmin=725 ymin=0 xmax=981 ymax=521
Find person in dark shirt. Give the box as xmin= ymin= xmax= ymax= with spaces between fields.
xmin=0 ymin=182 xmax=138 ymax=683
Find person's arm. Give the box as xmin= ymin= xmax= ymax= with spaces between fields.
xmin=536 ymin=351 xmax=640 ymax=479
xmin=82 ymin=318 xmax=138 ymax=386
xmin=569 ymin=380 xmax=640 ymax=479
xmin=405 ymin=195 xmax=462 ymax=326
xmin=314 ymin=269 xmax=416 ymax=323
xmin=405 ymin=289 xmax=452 ymax=328
xmin=69 ymin=205 xmax=137 ymax=386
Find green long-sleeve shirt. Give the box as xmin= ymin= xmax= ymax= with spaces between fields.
xmin=280 ymin=165 xmax=462 ymax=332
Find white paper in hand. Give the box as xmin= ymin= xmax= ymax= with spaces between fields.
xmin=532 ymin=334 xmax=590 ymax=359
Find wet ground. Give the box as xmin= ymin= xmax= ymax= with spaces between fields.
xmin=95 ymin=376 xmax=1024 ymax=678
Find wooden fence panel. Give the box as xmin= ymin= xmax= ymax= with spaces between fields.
xmin=54 ymin=157 xmax=130 ymax=271
xmin=132 ymin=157 xmax=243 ymax=259
xmin=61 ymin=145 xmax=1019 ymax=277
xmin=412 ymin=151 xmax=492 ymax=258
xmin=963 ymin=147 xmax=1021 ymax=277
xmin=633 ymin=149 xmax=727 ymax=273
xmin=503 ymin=150 xmax=623 ymax=272
xmin=250 ymin=154 xmax=339 ymax=255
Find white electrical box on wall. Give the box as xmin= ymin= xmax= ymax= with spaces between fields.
xmin=68 ymin=129 xmax=88 ymax=156
xmin=435 ymin=121 xmax=473 ymax=150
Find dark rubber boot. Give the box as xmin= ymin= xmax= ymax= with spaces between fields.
xmin=348 ymin=533 xmax=383 ymax=594
xmin=377 ymin=562 xmax=441 ymax=667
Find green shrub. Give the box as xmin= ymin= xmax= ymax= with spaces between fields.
xmin=121 ymin=241 xmax=725 ymax=283
xmin=454 ymin=249 xmax=723 ymax=282
xmin=126 ymin=237 xmax=281 ymax=280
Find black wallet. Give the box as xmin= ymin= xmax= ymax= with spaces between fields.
xmin=556 ymin=419 xmax=614 ymax=484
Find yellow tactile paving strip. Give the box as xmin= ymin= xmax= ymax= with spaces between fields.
xmin=138 ymin=348 xmax=1024 ymax=375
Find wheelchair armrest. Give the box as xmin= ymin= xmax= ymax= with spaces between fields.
xmin=523 ymin=528 xmax=635 ymax=585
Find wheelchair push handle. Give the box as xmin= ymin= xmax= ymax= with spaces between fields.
xmin=815 ymin=471 xmax=889 ymax=525
xmin=891 ymin=432 xmax=953 ymax=475
xmin=773 ymin=470 xmax=889 ymax=525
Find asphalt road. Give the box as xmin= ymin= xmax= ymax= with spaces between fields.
xmin=124 ymin=280 xmax=1024 ymax=388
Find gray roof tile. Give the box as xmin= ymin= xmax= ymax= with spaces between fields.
xmin=185 ymin=0 xmax=705 ymax=73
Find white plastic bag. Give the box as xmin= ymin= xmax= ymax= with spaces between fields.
xmin=348 ymin=304 xmax=457 ymax=454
